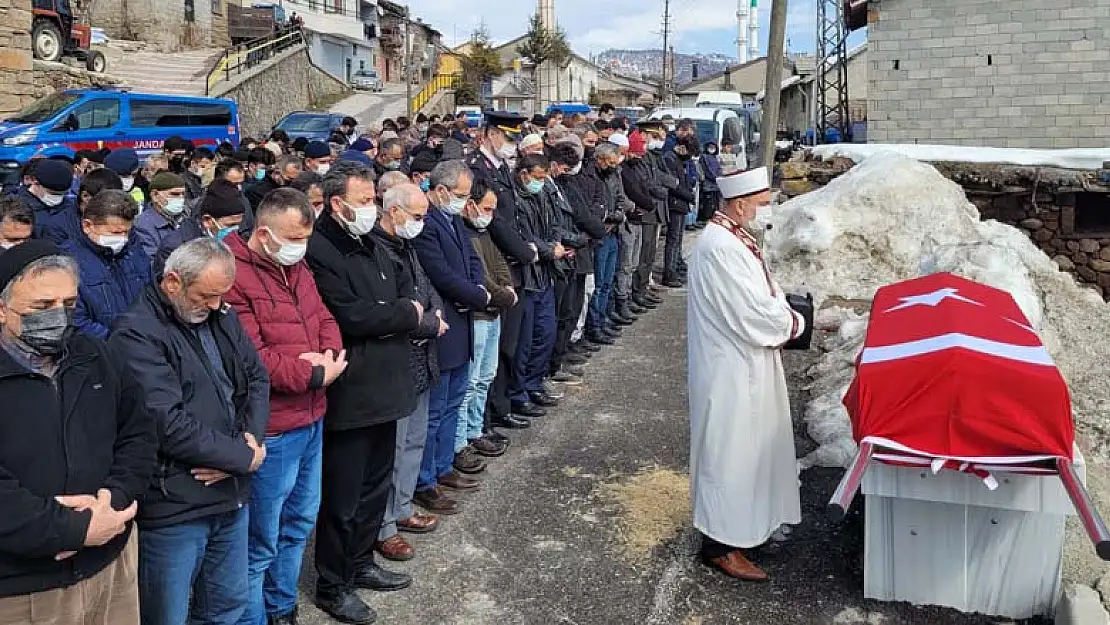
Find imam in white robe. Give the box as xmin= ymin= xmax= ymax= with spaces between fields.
xmin=687 ymin=214 xmax=807 ymax=549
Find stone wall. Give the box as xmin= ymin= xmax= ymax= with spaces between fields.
xmin=779 ymin=155 xmax=1110 ymax=298
xmin=91 ymin=0 xmax=222 ymax=51
xmin=0 ymin=0 xmax=34 ymax=114
xmin=868 ymin=0 xmax=1110 ymax=148
xmin=210 ymin=44 xmax=348 ymax=138
xmin=31 ymin=60 xmax=121 ymax=100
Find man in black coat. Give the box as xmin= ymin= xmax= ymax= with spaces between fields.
xmin=0 ymin=241 xmax=155 ymax=623
xmin=661 ymin=135 xmax=698 ymax=287
xmin=306 ymin=161 xmax=422 ymax=625
xmin=110 ymin=236 xmax=270 ymax=625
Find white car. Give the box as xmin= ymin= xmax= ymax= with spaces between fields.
xmin=352 ymin=69 xmax=383 ymax=92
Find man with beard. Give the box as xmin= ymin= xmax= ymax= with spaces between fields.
xmin=246 ymin=155 xmax=303 ymax=212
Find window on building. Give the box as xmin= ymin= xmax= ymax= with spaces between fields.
xmin=211 ymin=0 xmax=221 ymax=15
xmin=185 ymin=0 xmax=195 ymax=23
xmin=328 ymin=0 xmax=342 ymax=14
xmin=67 ymin=99 xmax=120 ymax=130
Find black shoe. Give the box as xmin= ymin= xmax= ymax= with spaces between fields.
xmin=663 ymin=278 xmax=684 ymax=288
xmin=609 ymin=312 xmax=634 ymax=326
xmin=579 ymin=340 xmax=602 ymax=352
xmin=528 ymin=391 xmax=560 ymax=407
xmin=645 ymin=293 xmax=665 ymax=305
xmin=354 ymin=562 xmax=413 ymax=592
xmin=628 ymin=302 xmax=649 ymax=315
xmin=632 ymin=296 xmax=658 ymax=309
xmin=563 ymin=363 xmax=585 ymax=377
xmin=601 ymin=327 xmax=621 ymax=340
xmin=564 ymin=352 xmax=589 ymax=365
xmin=586 ymin=331 xmax=615 ymax=345
xmin=269 ymin=608 xmax=299 ymax=625
xmin=315 ymin=591 xmax=376 ymax=624
xmin=511 ymin=402 xmax=547 ymax=418
xmin=483 ymin=429 xmax=511 ymax=444
xmin=492 ymin=414 xmax=531 ymax=429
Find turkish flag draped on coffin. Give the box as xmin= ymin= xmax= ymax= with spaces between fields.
xmin=843 ymin=272 xmax=1074 ymax=463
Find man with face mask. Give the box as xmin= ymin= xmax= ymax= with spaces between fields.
xmin=0 ymin=197 xmax=34 ymax=252
xmin=412 ymin=160 xmax=494 ymax=500
xmin=109 ymin=237 xmax=270 ymax=624
xmin=223 ymin=188 xmax=344 ymax=625
xmin=661 ymin=135 xmax=698 ymax=288
xmin=151 ymin=179 xmax=247 ymax=277
xmin=62 ymin=190 xmax=152 ymax=340
xmin=687 ymin=167 xmax=806 ymax=583
xmin=373 ymin=139 xmax=406 ymax=179
xmin=247 ymin=155 xmax=304 ymax=212
xmin=133 ymin=171 xmax=188 ymax=260
xmin=104 ymin=148 xmax=145 ymax=207
xmin=370 ymin=183 xmax=447 ymax=562
xmin=0 ymin=241 xmax=155 ymax=625
xmin=303 ymin=141 xmax=334 ymax=177
xmin=20 ymin=159 xmax=79 ymax=246
xmin=634 ymin=121 xmax=672 ymax=309
xmin=306 ymin=161 xmax=421 ymax=625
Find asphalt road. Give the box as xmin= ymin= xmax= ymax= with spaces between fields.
xmin=330 ymin=85 xmax=409 ymax=129
xmin=293 ymin=270 xmax=1051 ymax=625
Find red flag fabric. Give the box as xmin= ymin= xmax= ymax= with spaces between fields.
xmin=843 ymin=272 xmax=1074 ymax=463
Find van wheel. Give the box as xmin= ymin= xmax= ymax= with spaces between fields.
xmin=32 ymin=19 xmax=64 ymax=62
xmin=86 ymin=51 xmax=106 ymax=73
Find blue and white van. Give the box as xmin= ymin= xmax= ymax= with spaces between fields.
xmin=0 ymin=87 xmax=240 ymax=186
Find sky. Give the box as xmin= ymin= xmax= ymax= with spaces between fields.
xmin=404 ymin=0 xmax=864 ymax=59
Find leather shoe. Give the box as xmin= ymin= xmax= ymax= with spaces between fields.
xmin=577 ymin=340 xmax=602 ymax=352
xmin=564 ymin=352 xmax=589 ymax=365
xmin=414 ymin=487 xmax=459 ymax=515
xmin=397 ymin=512 xmax=439 ymax=533
xmin=551 ymin=369 xmax=583 ymax=385
xmin=453 ymin=447 xmax=487 ymax=474
xmin=354 ymin=561 xmax=412 ymax=591
xmin=702 ymin=550 xmax=769 ymax=582
xmin=439 ymin=469 xmax=480 ymax=491
xmin=483 ymin=430 xmax=510 ymax=444
xmin=602 ymin=327 xmax=622 ymax=340
xmin=492 ymin=414 xmax=532 ymax=429
xmin=528 ymin=391 xmax=560 ymax=407
xmin=663 ymin=279 xmax=684 ymax=288
xmin=269 ymin=608 xmax=299 ymax=625
xmin=374 ymin=534 xmax=414 ymax=562
xmin=633 ymin=296 xmax=658 ymax=309
xmin=469 ymin=436 xmax=506 ymax=457
xmin=511 ymin=401 xmax=547 ymax=418
xmin=315 ymin=591 xmax=376 ymax=624
xmin=628 ymin=302 xmax=649 ymax=315
xmin=586 ymin=331 xmax=614 ymax=345
xmin=609 ymin=312 xmax=634 ymax=326
xmin=562 ymin=363 xmax=585 ymax=377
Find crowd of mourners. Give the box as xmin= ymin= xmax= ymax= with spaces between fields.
xmin=0 ymin=102 xmax=737 ymax=625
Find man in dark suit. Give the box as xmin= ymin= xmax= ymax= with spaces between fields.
xmin=411 ymin=160 xmax=491 ymax=510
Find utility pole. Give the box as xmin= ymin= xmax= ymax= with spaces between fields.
xmin=405 ymin=4 xmax=413 ymax=118
xmin=660 ymin=0 xmax=671 ymax=105
xmin=762 ymin=0 xmax=788 ymax=177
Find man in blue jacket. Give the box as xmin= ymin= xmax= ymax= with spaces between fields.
xmin=109 ymin=237 xmax=270 ymax=625
xmin=63 ymin=190 xmax=152 ymax=340
xmin=411 ymin=160 xmax=491 ymax=507
xmin=18 ymin=159 xmax=79 ymax=246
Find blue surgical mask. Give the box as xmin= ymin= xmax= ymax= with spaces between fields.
xmin=419 ymin=178 xmax=430 ymax=192
xmin=255 ymin=168 xmax=266 ymax=180
xmin=525 ymin=179 xmax=545 ymax=195
xmin=216 ymin=226 xmax=236 ymax=240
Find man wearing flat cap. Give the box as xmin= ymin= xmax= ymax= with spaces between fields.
xmin=0 ymin=240 xmax=156 ymax=624
xmin=686 ymin=167 xmax=807 ymax=583
xmin=304 ymin=141 xmax=334 ymax=177
xmin=18 ymin=159 xmax=80 ymax=246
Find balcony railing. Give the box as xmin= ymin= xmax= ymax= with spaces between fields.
xmin=206 ymin=27 xmax=305 ymax=95
xmin=411 ymin=74 xmax=457 ymax=113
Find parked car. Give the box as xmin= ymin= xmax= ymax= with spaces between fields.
xmin=351 ymin=69 xmax=383 ymax=92
xmin=646 ymin=106 xmax=761 ymax=171
xmin=272 ymin=111 xmax=346 ymax=143
xmin=0 ymin=86 xmax=240 ymax=187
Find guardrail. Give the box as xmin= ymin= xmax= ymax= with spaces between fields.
xmin=411 ymin=73 xmax=458 ymax=114
xmin=206 ymin=27 xmax=305 ymax=95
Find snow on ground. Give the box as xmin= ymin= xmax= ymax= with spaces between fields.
xmin=812 ymin=143 xmax=1110 ymax=171
xmin=765 ymin=153 xmax=1110 ymax=470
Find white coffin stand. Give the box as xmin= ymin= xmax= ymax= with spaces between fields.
xmin=861 ymin=447 xmax=1085 ymax=619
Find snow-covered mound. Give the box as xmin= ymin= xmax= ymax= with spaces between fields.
xmin=812 ymin=143 xmax=1110 ymax=171
xmin=768 ymin=153 xmax=1110 ymax=468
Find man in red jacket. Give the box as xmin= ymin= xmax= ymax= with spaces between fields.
xmin=223 ymin=187 xmax=346 ymax=625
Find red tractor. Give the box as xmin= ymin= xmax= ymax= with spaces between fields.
xmin=31 ymin=0 xmax=106 ymax=73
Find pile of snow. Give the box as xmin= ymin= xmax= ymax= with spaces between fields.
xmin=812 ymin=143 xmax=1110 ymax=171
xmin=767 ymin=153 xmax=1110 ymax=468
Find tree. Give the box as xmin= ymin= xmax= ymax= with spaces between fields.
xmin=517 ymin=14 xmax=552 ymax=108
xmin=548 ymin=26 xmax=572 ymax=101
xmin=461 ymin=24 xmax=504 ymax=109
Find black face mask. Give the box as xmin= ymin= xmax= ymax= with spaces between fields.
xmin=16 ymin=306 xmax=74 ymax=356
xmin=584 ymin=147 xmax=596 ymax=161
xmin=169 ymin=155 xmax=188 ymax=174
xmin=598 ymin=166 xmax=614 ymax=177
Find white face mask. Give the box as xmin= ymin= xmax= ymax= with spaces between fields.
xmin=648 ymin=140 xmax=665 ymax=150
xmin=316 ymin=163 xmax=331 ymax=176
xmin=472 ymin=213 xmax=493 ymax=230
xmin=164 ymin=197 xmax=186 ymax=216
xmin=569 ymin=162 xmax=583 ymax=175
xmin=438 ymin=189 xmax=466 ymax=216
xmin=497 ymin=143 xmax=517 ymax=161
xmin=394 ymin=212 xmax=425 ymax=239
xmin=40 ymin=192 xmax=64 ymax=207
xmin=262 ymin=227 xmax=308 ymax=266
xmin=340 ymin=200 xmax=378 ymax=236
xmin=120 ymin=176 xmax=135 ymax=191
xmin=0 ymin=241 xmax=16 ymax=250
xmin=97 ymin=234 xmax=128 ymax=254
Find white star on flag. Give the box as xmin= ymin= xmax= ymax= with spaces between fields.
xmin=883 ymin=287 xmax=984 ymax=313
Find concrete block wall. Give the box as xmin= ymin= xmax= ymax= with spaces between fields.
xmin=92 ymin=0 xmax=221 ymax=52
xmin=868 ymin=0 xmax=1110 ymax=148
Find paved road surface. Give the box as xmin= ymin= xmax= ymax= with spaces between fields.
xmin=292 ymin=264 xmax=1049 ymax=624
xmin=331 ymin=85 xmax=409 ymax=129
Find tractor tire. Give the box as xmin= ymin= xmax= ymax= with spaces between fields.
xmin=86 ymin=50 xmax=106 ymax=73
xmin=32 ymin=19 xmax=64 ymax=62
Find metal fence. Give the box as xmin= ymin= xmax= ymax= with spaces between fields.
xmin=411 ymin=73 xmax=457 ymax=114
xmin=206 ymin=27 xmax=305 ymax=95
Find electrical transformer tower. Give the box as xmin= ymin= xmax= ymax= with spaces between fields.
xmin=816 ymin=0 xmax=850 ymax=143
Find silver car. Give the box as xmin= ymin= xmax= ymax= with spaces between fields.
xmin=352 ymin=69 xmax=383 ymax=92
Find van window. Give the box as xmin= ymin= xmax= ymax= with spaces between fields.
xmin=722 ymin=117 xmax=743 ymax=149
xmin=130 ymin=99 xmax=234 ymax=128
xmin=693 ymin=121 xmax=719 ymax=150
xmin=5 ymin=92 xmax=81 ymax=123
xmin=72 ymin=99 xmax=120 ymax=130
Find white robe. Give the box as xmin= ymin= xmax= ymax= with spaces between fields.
xmin=687 ymin=218 xmax=806 ymax=548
